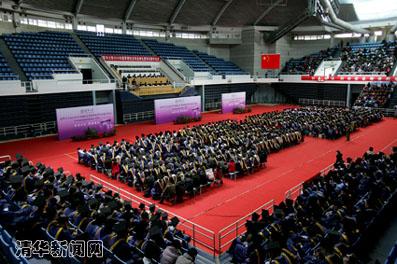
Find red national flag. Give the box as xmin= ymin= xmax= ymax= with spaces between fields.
xmin=261 ymin=54 xmax=280 ymax=69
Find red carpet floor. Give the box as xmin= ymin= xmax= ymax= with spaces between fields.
xmin=1 ymin=105 xmax=397 ymax=246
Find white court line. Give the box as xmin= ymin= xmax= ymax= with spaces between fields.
xmin=187 ymin=130 xmax=389 ymax=221
xmin=64 ymin=153 xmax=78 ymax=161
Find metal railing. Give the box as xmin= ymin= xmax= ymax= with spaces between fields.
xmin=205 ymin=102 xmax=221 ymax=110
xmin=299 ymin=98 xmax=346 ymax=107
xmin=0 ymin=155 xmax=11 ymax=164
xmin=284 ymin=182 xmax=304 ymax=201
xmin=338 ymin=72 xmax=387 ymax=76
xmin=0 ymin=121 xmax=56 ymax=138
xmin=320 ymin=163 xmax=335 ymax=176
xmin=89 ymin=174 xmax=217 ymax=256
xmin=123 ymin=111 xmax=154 ymax=123
xmin=217 ymin=199 xmax=274 ymax=254
xmin=21 ymin=81 xmax=35 ymax=93
xmin=81 ymin=78 xmax=116 ymax=84
xmin=353 ymin=106 xmax=397 ymax=117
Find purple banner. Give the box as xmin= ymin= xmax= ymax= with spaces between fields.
xmin=221 ymin=92 xmax=246 ymax=113
xmin=155 ymin=96 xmax=201 ymax=124
xmin=56 ymin=104 xmax=114 ymax=140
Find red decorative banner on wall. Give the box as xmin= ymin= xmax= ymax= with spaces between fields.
xmin=301 ymin=75 xmax=397 ymax=82
xmin=102 ymin=55 xmax=160 ymax=62
xmin=261 ymin=54 xmax=281 ymax=69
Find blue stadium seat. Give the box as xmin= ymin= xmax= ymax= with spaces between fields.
xmin=3 ymin=31 xmax=84 ymax=80
xmin=143 ymin=39 xmax=213 ymax=72
xmin=76 ymin=31 xmax=152 ymax=57
xmin=194 ymin=51 xmax=246 ymax=75
xmin=0 ymin=52 xmax=18 ymax=80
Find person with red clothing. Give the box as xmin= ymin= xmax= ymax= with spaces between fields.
xmin=214 ymin=166 xmax=223 ymax=185
xmin=111 ymin=158 xmax=121 ymax=180
xmin=228 ymin=160 xmax=237 ymax=179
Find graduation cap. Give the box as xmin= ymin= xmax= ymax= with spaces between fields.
xmin=43 ymin=167 xmax=54 ymax=176
xmin=88 ymin=198 xmax=99 ymax=208
xmin=149 ymin=224 xmax=163 ymax=238
xmin=9 ymin=174 xmax=23 ymax=184
xmin=54 ymin=172 xmax=62 ymax=179
xmin=65 ymin=176 xmax=74 ymax=185
xmin=34 ymin=179 xmax=45 ymax=189
xmin=170 ymin=216 xmax=179 ymax=226
xmin=58 ymin=189 xmax=69 ymax=199
xmin=274 ymin=208 xmax=284 ymax=218
xmin=29 ymin=165 xmax=36 ymax=173
xmin=100 ymin=206 xmax=112 ymax=216
xmin=107 ymin=200 xmax=119 ymax=210
xmin=15 ymin=153 xmax=23 ymax=160
xmin=261 ymin=209 xmax=269 ymax=218
xmin=21 ymin=166 xmax=31 ymax=175
xmin=11 ymin=161 xmax=19 ymax=169
xmin=78 ymin=204 xmax=90 ymax=216
xmin=82 ymin=180 xmax=93 ymax=188
xmin=57 ymin=167 xmax=64 ymax=173
xmin=32 ymin=195 xmax=46 ymax=207
xmin=113 ymin=220 xmax=127 ymax=234
xmin=252 ymin=212 xmax=260 ymax=222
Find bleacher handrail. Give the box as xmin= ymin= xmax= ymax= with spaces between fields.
xmin=298 ymin=98 xmax=346 ymax=107
xmin=0 ymin=121 xmax=56 ymax=138
xmin=353 ymin=106 xmax=397 ymax=117
xmin=337 ymin=71 xmax=387 ymax=76
xmin=89 ymin=174 xmax=217 ymax=256
xmin=284 ymin=181 xmax=304 ymax=200
xmin=0 ymin=155 xmax=11 ymax=164
xmin=320 ymin=163 xmax=334 ymax=176
xmin=217 ymin=199 xmax=274 ymax=254
xmin=123 ymin=111 xmax=154 ymax=123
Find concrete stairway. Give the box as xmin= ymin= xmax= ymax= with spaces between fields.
xmin=70 ymin=33 xmax=114 ymax=80
xmin=0 ymin=38 xmax=27 ymax=81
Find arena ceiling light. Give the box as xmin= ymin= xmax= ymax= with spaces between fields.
xmin=342 ymin=0 xmax=397 ymax=21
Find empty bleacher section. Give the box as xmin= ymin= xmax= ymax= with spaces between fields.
xmin=273 ymin=83 xmax=348 ymax=103
xmin=0 ymin=92 xmax=92 ymax=140
xmin=197 ymin=83 xmax=257 ymax=111
xmin=116 ymin=91 xmax=154 ymax=123
xmin=143 ymin=39 xmax=211 ymax=72
xmin=339 ymin=41 xmax=396 ymax=75
xmin=0 ymin=51 xmax=18 ymax=81
xmin=193 ymin=51 xmax=247 ymax=75
xmin=282 ymin=48 xmax=338 ymax=74
xmin=76 ymin=31 xmax=152 ymax=57
xmin=3 ymin=32 xmax=84 ymax=80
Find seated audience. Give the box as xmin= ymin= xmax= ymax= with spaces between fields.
xmin=354 ymin=82 xmax=394 ymax=108
xmin=228 ymin=147 xmax=397 ymax=263
xmin=0 ymin=155 xmax=196 ymax=263
xmin=282 ymin=48 xmax=337 ymax=75
xmin=79 ymin=107 xmax=382 ymax=204
xmin=340 ymin=41 xmax=396 ymax=75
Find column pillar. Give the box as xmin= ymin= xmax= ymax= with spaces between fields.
xmin=201 ymin=85 xmax=205 ymax=112
xmin=346 ymin=84 xmax=351 ymax=107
